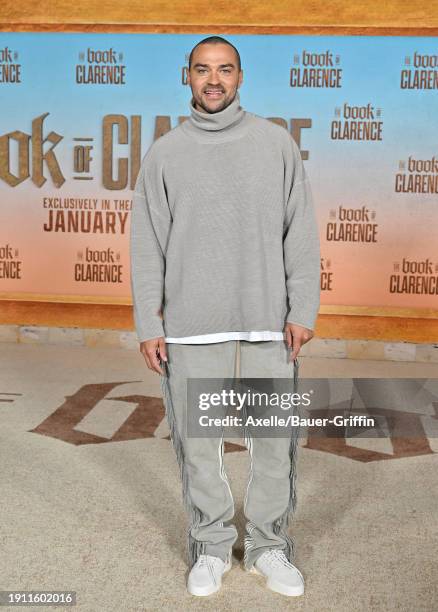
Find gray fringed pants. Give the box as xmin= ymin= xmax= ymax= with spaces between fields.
xmin=160 ymin=339 xmax=299 ymax=570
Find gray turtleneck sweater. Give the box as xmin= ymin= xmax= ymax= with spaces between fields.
xmin=129 ymin=91 xmax=320 ymax=343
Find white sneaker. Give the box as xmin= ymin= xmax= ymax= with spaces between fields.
xmin=249 ymin=549 xmax=305 ymax=596
xmin=187 ymin=553 xmax=232 ymax=597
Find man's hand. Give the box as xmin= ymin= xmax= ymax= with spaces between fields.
xmin=140 ymin=336 xmax=168 ymax=375
xmin=284 ymin=322 xmax=314 ymax=362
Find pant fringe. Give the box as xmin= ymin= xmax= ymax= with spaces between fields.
xmin=160 ymin=366 xmax=204 ymax=568
xmin=272 ymin=357 xmax=300 ymax=562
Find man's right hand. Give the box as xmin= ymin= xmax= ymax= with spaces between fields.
xmin=140 ymin=337 xmax=168 ymax=375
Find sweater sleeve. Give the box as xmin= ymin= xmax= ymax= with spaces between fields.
xmin=129 ymin=150 xmax=172 ymax=343
xmin=283 ymin=135 xmax=321 ymax=331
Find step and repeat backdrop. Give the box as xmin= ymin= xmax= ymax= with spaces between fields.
xmin=0 ymin=33 xmax=437 ymax=310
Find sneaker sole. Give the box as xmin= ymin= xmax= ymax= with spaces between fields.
xmin=248 ymin=565 xmax=304 ymax=597
xmin=187 ymin=558 xmax=232 ymax=597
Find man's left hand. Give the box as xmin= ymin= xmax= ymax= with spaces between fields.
xmin=284 ymin=322 xmax=314 ymax=362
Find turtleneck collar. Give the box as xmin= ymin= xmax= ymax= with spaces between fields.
xmin=189 ymin=90 xmax=245 ymax=131
xmin=182 ymin=90 xmax=250 ymax=142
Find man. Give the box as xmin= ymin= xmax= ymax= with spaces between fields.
xmin=130 ymin=35 xmax=320 ymax=598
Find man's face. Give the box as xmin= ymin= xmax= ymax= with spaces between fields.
xmin=187 ymin=43 xmax=243 ymax=114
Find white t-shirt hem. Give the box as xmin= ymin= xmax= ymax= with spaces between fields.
xmin=165 ymin=330 xmax=285 ymax=344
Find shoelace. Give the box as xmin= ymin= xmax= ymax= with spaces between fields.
xmin=196 ymin=555 xmax=209 ymax=567
xmin=263 ymin=549 xmax=303 ymax=579
xmin=195 ymin=555 xmax=218 ymax=585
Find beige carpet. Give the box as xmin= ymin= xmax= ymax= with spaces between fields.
xmin=1 ymin=343 xmax=437 ymax=611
